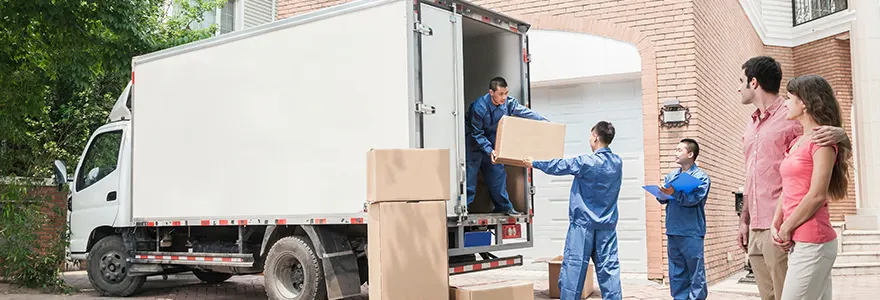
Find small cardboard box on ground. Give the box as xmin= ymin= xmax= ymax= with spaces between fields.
xmin=541 ymin=255 xmax=595 ymax=299
xmin=366 ymin=148 xmax=451 ymax=203
xmin=493 ymin=116 xmax=566 ymax=167
xmin=366 ymin=148 xmax=451 ymax=300
xmin=449 ymin=280 xmax=534 ymax=300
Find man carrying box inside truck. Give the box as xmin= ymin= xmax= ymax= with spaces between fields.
xmin=523 ymin=121 xmax=624 ymax=300
xmin=466 ymin=76 xmax=548 ymax=216
xmin=656 ymin=138 xmax=711 ymax=300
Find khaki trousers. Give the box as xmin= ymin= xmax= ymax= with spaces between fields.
xmin=780 ymin=238 xmax=838 ymax=300
xmin=749 ymin=229 xmax=789 ymax=300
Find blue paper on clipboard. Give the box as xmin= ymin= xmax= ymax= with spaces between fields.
xmin=667 ymin=172 xmax=702 ymax=194
xmin=642 ymin=185 xmax=673 ymax=200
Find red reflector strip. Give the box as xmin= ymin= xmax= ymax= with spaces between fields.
xmin=507 ymin=217 xmax=516 ymax=224
xmin=200 ymin=220 xmax=210 ymax=226
xmin=239 ymin=220 xmax=248 ymax=225
xmin=314 ymin=218 xmax=327 ymax=224
xmin=275 ymin=219 xmax=287 ymax=225
xmin=350 ymin=218 xmax=364 ymax=224
xmin=449 ymin=257 xmax=523 ymax=274
xmin=510 ymin=26 xmax=518 ymax=33
xmin=131 ymin=71 xmax=135 ymax=84
xmin=478 ymin=219 xmax=488 ymax=225
xmin=219 ymin=220 xmax=229 ymax=225
xmin=147 ymin=222 xmax=155 ymax=227
xmin=481 ymin=16 xmax=490 ymax=23
xmin=135 ymin=255 xmax=243 ymax=262
xmin=171 ymin=221 xmax=181 ymax=226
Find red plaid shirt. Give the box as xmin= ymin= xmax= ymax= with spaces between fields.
xmin=742 ymin=97 xmax=802 ymax=230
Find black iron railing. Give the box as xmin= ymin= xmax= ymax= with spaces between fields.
xmin=793 ymin=0 xmax=848 ymax=26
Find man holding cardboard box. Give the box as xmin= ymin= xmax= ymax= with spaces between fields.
xmin=523 ymin=121 xmax=623 ymax=300
xmin=466 ymin=76 xmax=548 ymax=216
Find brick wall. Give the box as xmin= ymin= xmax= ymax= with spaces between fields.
xmin=791 ymin=34 xmax=856 ymax=221
xmin=691 ymin=0 xmax=764 ymax=283
xmin=0 ymin=184 xmax=68 ymax=274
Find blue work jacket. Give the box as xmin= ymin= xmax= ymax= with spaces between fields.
xmin=533 ymin=148 xmax=623 ymax=230
xmin=658 ymin=163 xmax=711 ymax=237
xmin=465 ymin=93 xmax=547 ymax=155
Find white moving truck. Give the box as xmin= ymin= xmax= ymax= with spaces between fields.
xmin=54 ymin=0 xmax=538 ymax=298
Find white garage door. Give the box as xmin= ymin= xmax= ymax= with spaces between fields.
xmin=523 ymin=79 xmax=647 ymax=273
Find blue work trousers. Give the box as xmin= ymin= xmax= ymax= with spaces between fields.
xmin=667 ymin=235 xmax=707 ymax=300
xmin=559 ymin=224 xmax=622 ymax=300
xmin=465 ymin=150 xmax=511 ymax=211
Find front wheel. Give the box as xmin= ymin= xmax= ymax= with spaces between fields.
xmin=264 ymin=235 xmax=327 ymax=300
xmin=87 ymin=235 xmax=146 ymax=297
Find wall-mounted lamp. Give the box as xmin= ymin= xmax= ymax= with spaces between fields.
xmin=659 ymin=99 xmax=691 ymax=128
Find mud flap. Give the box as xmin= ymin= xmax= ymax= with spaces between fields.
xmin=301 ymin=225 xmax=362 ymax=300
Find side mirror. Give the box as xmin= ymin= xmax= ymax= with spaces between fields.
xmin=53 ymin=160 xmax=69 ymax=191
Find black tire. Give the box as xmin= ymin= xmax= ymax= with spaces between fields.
xmin=87 ymin=235 xmax=146 ymax=297
xmin=264 ymin=236 xmax=327 ymax=300
xmin=192 ymin=269 xmax=233 ymax=284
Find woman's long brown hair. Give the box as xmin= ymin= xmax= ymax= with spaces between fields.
xmin=786 ymin=74 xmax=852 ymax=201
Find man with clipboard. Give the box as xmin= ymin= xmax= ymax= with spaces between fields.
xmin=648 ymin=138 xmax=712 ymax=300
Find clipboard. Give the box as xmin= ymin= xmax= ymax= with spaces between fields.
xmin=667 ymin=172 xmax=702 ymax=194
xmin=642 ymin=185 xmax=673 ymax=200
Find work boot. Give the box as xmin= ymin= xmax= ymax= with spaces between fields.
xmin=493 ymin=208 xmax=521 ymax=216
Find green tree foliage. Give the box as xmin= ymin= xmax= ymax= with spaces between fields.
xmin=0 ymin=0 xmax=226 ymax=291
xmin=0 ymin=0 xmax=226 ymax=177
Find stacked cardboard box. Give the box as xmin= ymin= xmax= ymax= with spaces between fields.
xmin=449 ymin=280 xmax=534 ymax=300
xmin=366 ymin=148 xmax=451 ymax=300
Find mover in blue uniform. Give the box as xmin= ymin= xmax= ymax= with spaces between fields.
xmin=657 ymin=138 xmax=711 ymax=300
xmin=466 ymin=76 xmax=547 ymax=215
xmin=523 ymin=121 xmax=623 ymax=300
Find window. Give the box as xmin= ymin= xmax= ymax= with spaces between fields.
xmin=76 ymin=131 xmax=123 ymax=192
xmin=793 ymin=0 xmax=848 ymax=26
xmin=220 ymin=0 xmax=237 ymax=34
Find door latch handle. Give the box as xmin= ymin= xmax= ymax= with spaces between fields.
xmin=107 ymin=191 xmax=117 ymax=201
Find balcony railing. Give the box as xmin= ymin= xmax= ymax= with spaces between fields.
xmin=793 ymin=0 xmax=848 ymax=26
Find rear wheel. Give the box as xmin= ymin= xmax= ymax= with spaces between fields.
xmin=264 ymin=236 xmax=327 ymax=300
xmin=192 ymin=269 xmax=233 ymax=284
xmin=87 ymin=235 xmax=146 ymax=297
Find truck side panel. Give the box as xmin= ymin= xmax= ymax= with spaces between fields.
xmin=130 ymin=0 xmax=411 ymax=220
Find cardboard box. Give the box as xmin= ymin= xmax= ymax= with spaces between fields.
xmin=493 ymin=116 xmax=565 ymax=167
xmin=468 ymin=165 xmax=528 ymax=214
xmin=450 ymin=280 xmax=534 ymax=300
xmin=368 ymin=201 xmax=449 ymax=300
xmin=545 ymin=255 xmax=595 ymax=299
xmin=366 ymin=148 xmax=451 ymax=203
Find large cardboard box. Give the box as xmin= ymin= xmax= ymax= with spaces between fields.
xmin=368 ymin=201 xmax=449 ymax=300
xmin=366 ymin=148 xmax=451 ymax=203
xmin=493 ymin=116 xmax=565 ymax=167
xmin=545 ymin=255 xmax=595 ymax=299
xmin=449 ymin=280 xmax=534 ymax=300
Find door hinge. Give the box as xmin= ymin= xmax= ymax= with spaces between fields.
xmin=529 ymin=186 xmax=536 ymax=195
xmin=414 ymin=22 xmax=433 ymax=36
xmin=415 ymin=103 xmax=436 ymax=115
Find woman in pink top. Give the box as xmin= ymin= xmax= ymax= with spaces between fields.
xmin=772 ymin=74 xmax=852 ymax=300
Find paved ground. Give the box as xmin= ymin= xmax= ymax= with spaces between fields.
xmin=1 ymin=268 xmax=876 ymax=299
